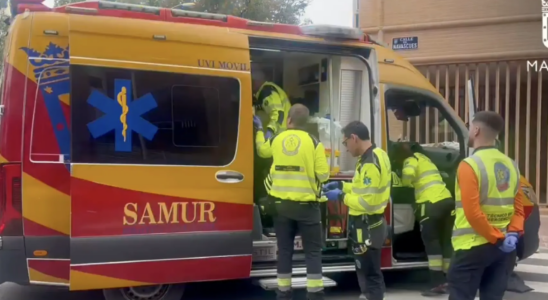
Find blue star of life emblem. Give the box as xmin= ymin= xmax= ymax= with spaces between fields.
xmin=363 ymin=176 xmax=372 ymax=186
xmin=86 ymin=79 xmax=158 ymax=152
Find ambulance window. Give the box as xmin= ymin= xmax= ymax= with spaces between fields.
xmin=71 ymin=65 xmax=240 ymax=166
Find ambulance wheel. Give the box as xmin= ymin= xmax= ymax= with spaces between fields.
xmin=103 ymin=284 xmax=185 ymax=300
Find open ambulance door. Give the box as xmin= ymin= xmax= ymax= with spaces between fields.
xmin=466 ymin=78 xmax=540 ymax=262
xmin=67 ymin=14 xmax=254 ymax=292
xmin=467 ymin=77 xmax=476 ymax=157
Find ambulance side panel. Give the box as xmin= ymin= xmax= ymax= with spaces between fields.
xmin=67 ymin=15 xmax=253 ymax=290
xmin=0 ymin=14 xmax=32 ymax=286
xmin=23 ymin=13 xmax=72 ymax=287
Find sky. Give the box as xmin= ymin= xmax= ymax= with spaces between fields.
xmin=304 ymin=0 xmax=353 ymax=27
xmin=43 ymin=0 xmax=353 ymax=26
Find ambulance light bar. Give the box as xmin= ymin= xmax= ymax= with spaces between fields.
xmin=300 ymin=25 xmax=364 ymax=41
xmin=99 ymin=1 xmax=161 ymax=15
xmin=171 ymin=9 xmax=227 ymax=22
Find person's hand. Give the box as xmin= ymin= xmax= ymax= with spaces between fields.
xmin=265 ymin=129 xmax=273 ymax=140
xmin=499 ymin=233 xmax=518 ymax=253
xmin=324 ymin=189 xmax=342 ymax=201
xmin=506 ymin=232 xmax=519 ymax=247
xmin=323 ymin=181 xmax=340 ymax=192
xmin=253 ymin=116 xmax=262 ymax=130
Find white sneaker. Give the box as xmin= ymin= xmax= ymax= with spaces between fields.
xmin=359 ymin=294 xmax=368 ymax=300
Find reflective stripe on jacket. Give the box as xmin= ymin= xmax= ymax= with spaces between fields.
xmin=255 ymin=82 xmax=291 ymax=134
xmin=401 ymin=152 xmax=452 ymax=204
xmin=452 ymin=148 xmax=519 ymax=251
xmin=342 ymin=145 xmax=391 ymax=216
xmin=256 ymin=129 xmax=329 ymax=201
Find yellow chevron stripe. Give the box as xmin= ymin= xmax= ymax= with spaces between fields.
xmin=70 ymin=270 xmax=148 ymax=291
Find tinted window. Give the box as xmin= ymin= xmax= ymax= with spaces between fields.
xmin=71 ymin=65 xmax=240 ymax=166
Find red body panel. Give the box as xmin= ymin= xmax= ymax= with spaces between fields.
xmin=28 ymin=259 xmax=70 ymax=281
xmin=71 ymin=178 xmax=253 ymax=237
xmin=73 ymin=256 xmax=252 ymax=284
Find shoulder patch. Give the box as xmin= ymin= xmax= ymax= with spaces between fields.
xmin=363 ymin=176 xmax=372 ymax=186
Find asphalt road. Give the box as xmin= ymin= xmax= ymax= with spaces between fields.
xmin=1 ymin=249 xmax=548 ymax=300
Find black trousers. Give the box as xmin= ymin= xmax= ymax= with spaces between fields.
xmin=349 ymin=215 xmax=386 ymax=300
xmin=448 ymin=243 xmax=516 ymax=300
xmin=274 ymin=199 xmax=323 ymax=296
xmin=416 ymin=198 xmax=455 ymax=284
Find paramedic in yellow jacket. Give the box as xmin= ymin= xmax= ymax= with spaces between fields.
xmin=323 ymin=121 xmax=391 ymax=300
xmin=395 ymin=143 xmax=455 ymax=297
xmin=252 ymin=69 xmax=291 ymax=139
xmin=254 ymin=104 xmax=330 ymax=300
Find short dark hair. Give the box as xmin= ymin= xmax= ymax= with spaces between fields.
xmin=473 ymin=111 xmax=504 ymax=135
xmin=288 ymin=104 xmax=310 ymax=128
xmin=342 ymin=121 xmax=370 ymax=140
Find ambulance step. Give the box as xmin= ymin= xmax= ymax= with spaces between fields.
xmin=256 ymin=276 xmax=337 ymax=290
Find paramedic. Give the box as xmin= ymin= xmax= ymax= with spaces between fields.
xmin=449 ymin=111 xmax=525 ymax=300
xmin=323 ymin=121 xmax=391 ymax=300
xmin=395 ymin=143 xmax=455 ymax=296
xmin=253 ymin=104 xmax=330 ymax=300
xmin=252 ymin=69 xmax=291 ymax=138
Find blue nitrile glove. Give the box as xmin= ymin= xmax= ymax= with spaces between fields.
xmin=325 ymin=189 xmax=342 ymax=201
xmin=323 ymin=181 xmax=340 ymax=192
xmin=253 ymin=116 xmax=262 ymax=130
xmin=499 ymin=232 xmax=518 ymax=253
xmin=265 ymin=129 xmax=273 ymax=140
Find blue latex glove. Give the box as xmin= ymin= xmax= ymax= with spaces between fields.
xmin=323 ymin=181 xmax=340 ymax=192
xmin=265 ymin=130 xmax=273 ymax=140
xmin=499 ymin=233 xmax=518 ymax=253
xmin=253 ymin=116 xmax=262 ymax=130
xmin=324 ymin=189 xmax=342 ymax=201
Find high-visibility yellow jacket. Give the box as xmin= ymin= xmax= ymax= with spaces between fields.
xmin=255 ymin=82 xmax=291 ymax=134
xmin=452 ymin=148 xmax=520 ymax=251
xmin=402 ymin=152 xmax=452 ymax=204
xmin=256 ymin=129 xmax=329 ymax=201
xmin=342 ymin=145 xmax=391 ymax=216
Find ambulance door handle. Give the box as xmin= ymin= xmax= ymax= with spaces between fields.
xmin=215 ymin=170 xmax=244 ymax=183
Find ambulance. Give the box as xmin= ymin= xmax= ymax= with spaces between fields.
xmin=0 ymin=1 xmax=540 ymax=300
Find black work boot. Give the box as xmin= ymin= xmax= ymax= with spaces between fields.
xmin=307 ymin=290 xmax=325 ymax=300
xmin=421 ymin=283 xmax=448 ymax=297
xmin=276 ymin=289 xmax=293 ymax=300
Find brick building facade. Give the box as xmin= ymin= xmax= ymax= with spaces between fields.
xmin=357 ymin=0 xmax=548 ymax=205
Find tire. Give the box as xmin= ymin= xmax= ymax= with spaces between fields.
xmin=103 ymin=284 xmax=185 ymax=300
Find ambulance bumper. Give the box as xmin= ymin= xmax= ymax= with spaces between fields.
xmin=0 ymin=236 xmax=30 ymax=285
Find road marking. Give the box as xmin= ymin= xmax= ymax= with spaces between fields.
xmin=515 ymin=264 xmax=548 ymax=274
xmin=529 ymin=253 xmax=548 ymax=260
xmin=523 ymin=281 xmax=548 ymax=293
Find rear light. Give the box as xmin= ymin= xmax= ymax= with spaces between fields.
xmin=0 ymin=163 xmax=22 ymax=237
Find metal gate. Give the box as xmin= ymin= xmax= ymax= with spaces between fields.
xmin=399 ymin=60 xmax=547 ymax=206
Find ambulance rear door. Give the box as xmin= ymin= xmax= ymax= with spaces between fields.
xmin=67 ymin=13 xmax=253 ymax=290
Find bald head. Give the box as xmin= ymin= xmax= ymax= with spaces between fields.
xmin=288 ymin=104 xmax=310 ymax=128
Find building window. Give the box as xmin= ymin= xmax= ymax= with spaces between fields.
xmin=354 ymin=14 xmax=359 ymax=28
xmin=71 ymin=65 xmax=240 ymax=166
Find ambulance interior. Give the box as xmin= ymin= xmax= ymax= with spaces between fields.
xmin=249 ymin=47 xmax=466 ymax=266
xmin=250 ymin=48 xmax=375 ymax=265
xmin=385 ymin=90 xmax=466 ymax=262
